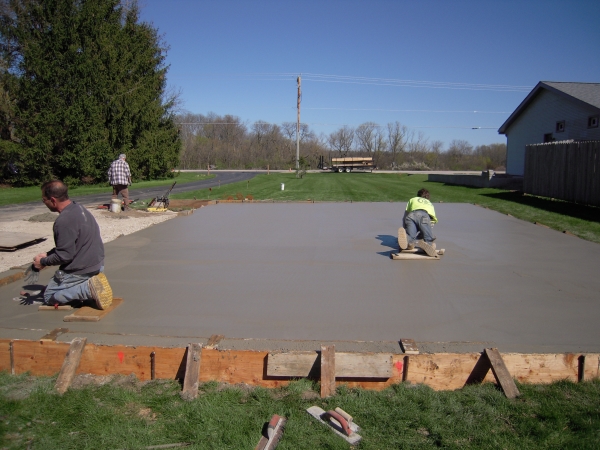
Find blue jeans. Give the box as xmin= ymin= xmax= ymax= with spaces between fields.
xmin=404 ymin=210 xmax=435 ymax=244
xmin=43 ymin=268 xmax=102 ymax=305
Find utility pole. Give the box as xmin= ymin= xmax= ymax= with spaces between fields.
xmin=296 ymin=74 xmax=301 ymax=170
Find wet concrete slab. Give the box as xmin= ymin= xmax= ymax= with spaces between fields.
xmin=1 ymin=203 xmax=599 ymax=353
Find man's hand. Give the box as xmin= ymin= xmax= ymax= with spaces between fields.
xmin=33 ymin=252 xmax=47 ymax=270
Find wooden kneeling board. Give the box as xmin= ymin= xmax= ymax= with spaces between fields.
xmin=63 ymin=297 xmax=123 ymax=322
xmin=391 ymin=248 xmax=445 ymax=260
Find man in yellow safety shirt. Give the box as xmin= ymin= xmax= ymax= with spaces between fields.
xmin=398 ymin=188 xmax=438 ymax=257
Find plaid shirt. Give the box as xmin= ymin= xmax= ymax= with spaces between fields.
xmin=107 ymin=159 xmax=131 ymax=186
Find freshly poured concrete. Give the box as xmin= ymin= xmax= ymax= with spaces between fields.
xmin=1 ymin=203 xmax=599 ymax=353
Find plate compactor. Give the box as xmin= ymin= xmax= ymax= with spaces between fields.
xmin=147 ymin=181 xmax=176 ymax=212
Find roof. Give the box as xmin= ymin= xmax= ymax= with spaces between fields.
xmin=498 ymin=81 xmax=600 ymax=134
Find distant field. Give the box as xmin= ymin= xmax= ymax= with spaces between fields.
xmin=171 ymin=173 xmax=600 ymax=244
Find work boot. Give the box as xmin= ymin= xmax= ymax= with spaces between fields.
xmin=88 ymin=273 xmax=113 ymax=310
xmin=397 ymin=227 xmax=408 ymax=250
xmin=416 ymin=240 xmax=437 ymax=257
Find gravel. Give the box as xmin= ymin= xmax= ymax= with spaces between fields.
xmin=0 ymin=205 xmax=177 ymax=274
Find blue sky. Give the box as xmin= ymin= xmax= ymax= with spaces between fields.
xmin=139 ymin=0 xmax=600 ymax=149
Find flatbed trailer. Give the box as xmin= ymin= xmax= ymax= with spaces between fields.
xmin=330 ymin=157 xmax=374 ymax=173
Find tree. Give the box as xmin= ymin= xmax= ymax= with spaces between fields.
xmin=387 ymin=121 xmax=408 ymax=167
xmin=328 ymin=125 xmax=354 ymax=157
xmin=0 ymin=0 xmax=180 ymax=185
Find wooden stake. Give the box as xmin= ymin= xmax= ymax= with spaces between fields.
xmin=55 ymin=337 xmax=87 ymax=394
xmin=181 ymin=343 xmax=202 ymax=400
xmin=320 ymin=345 xmax=335 ymax=398
xmin=465 ymin=348 xmax=520 ymax=398
xmin=9 ymin=340 xmax=14 ymax=375
xmin=402 ymin=355 xmax=409 ymax=382
xmin=151 ymin=351 xmax=156 ymax=380
xmin=578 ymin=355 xmax=586 ymax=382
xmin=485 ymin=348 xmax=521 ymax=398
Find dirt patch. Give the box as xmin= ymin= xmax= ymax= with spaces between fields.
xmin=0 ymin=206 xmax=177 ymax=273
xmin=0 ymin=376 xmax=54 ymax=400
xmin=300 ymin=390 xmax=320 ymax=400
xmin=27 ymin=212 xmax=58 ymax=223
xmin=168 ymin=199 xmax=213 ymax=209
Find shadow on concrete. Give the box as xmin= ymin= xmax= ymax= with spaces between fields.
xmin=481 ymin=192 xmax=600 ymax=223
xmin=376 ymin=234 xmax=397 ymax=258
xmin=376 ymin=234 xmax=397 ymax=249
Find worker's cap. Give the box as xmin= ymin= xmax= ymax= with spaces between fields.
xmin=119 ymin=154 xmax=126 ymax=159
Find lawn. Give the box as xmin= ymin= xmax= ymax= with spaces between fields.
xmin=3 ymin=171 xmax=598 ymax=244
xmin=171 ymin=172 xmax=600 ymax=244
xmin=0 ymin=172 xmax=213 ymax=207
xmin=1 ymin=373 xmax=599 ymax=449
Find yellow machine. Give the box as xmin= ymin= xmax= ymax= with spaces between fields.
xmin=147 ymin=181 xmax=176 ymax=212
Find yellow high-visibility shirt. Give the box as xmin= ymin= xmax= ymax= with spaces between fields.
xmin=406 ymin=197 xmax=438 ymax=223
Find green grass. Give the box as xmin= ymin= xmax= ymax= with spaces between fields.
xmin=0 ymin=173 xmax=214 ymax=207
xmin=172 ymin=172 xmax=600 ymax=244
xmin=1 ymin=373 xmax=599 ymax=449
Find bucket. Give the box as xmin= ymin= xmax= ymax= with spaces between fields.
xmin=110 ymin=198 xmax=122 ymax=213
xmin=281 ymin=183 xmax=285 ymax=191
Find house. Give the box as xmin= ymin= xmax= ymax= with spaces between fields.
xmin=498 ymin=81 xmax=600 ymax=176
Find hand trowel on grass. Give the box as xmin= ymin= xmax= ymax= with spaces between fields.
xmin=306 ymin=406 xmax=362 ymax=445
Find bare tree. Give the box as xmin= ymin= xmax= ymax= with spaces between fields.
xmin=355 ymin=122 xmax=378 ymax=154
xmin=328 ymin=126 xmax=354 ymax=157
xmin=425 ymin=140 xmax=444 ymax=169
xmin=387 ymin=121 xmax=408 ymax=166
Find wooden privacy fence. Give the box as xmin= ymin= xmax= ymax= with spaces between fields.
xmin=524 ymin=141 xmax=600 ymax=206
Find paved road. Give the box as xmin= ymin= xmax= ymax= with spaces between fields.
xmin=0 ymin=171 xmax=257 ymax=222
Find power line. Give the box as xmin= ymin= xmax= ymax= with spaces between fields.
xmin=176 ymin=122 xmax=497 ymax=130
xmin=304 ymin=107 xmax=510 ymax=114
xmin=301 ymin=73 xmax=531 ymax=92
xmin=168 ymin=72 xmax=532 ymax=92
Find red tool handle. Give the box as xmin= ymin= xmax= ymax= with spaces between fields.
xmin=324 ymin=410 xmax=353 ymax=436
xmin=267 ymin=414 xmax=281 ymax=439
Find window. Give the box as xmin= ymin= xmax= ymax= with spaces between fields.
xmin=543 ymin=133 xmax=554 ymax=143
xmin=589 ymin=115 xmax=599 ymax=129
xmin=555 ymin=121 xmax=565 ymax=133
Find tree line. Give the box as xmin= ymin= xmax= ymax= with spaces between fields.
xmin=0 ymin=0 xmax=180 ymax=186
xmin=177 ymin=112 xmax=506 ymax=172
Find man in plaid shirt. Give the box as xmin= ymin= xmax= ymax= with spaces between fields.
xmin=107 ymin=154 xmax=132 ymax=210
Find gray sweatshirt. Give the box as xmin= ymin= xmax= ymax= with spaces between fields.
xmin=41 ymin=201 xmax=104 ymax=274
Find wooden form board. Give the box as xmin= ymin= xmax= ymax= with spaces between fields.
xmin=391 ymin=252 xmax=440 ymax=260
xmin=0 ymin=339 xmax=598 ymax=391
xmin=400 ymin=339 xmax=419 ymax=355
xmin=267 ymin=351 xmax=393 ymax=378
xmin=63 ymin=297 xmax=123 ymax=322
xmin=40 ymin=328 xmax=69 ymax=342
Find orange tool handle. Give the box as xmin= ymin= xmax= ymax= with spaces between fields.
xmin=324 ymin=410 xmax=353 ymax=436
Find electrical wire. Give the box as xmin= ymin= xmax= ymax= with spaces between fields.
xmin=177 ymin=122 xmax=497 ymax=130
xmin=168 ymin=72 xmax=532 ymax=92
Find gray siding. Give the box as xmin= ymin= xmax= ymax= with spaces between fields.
xmin=505 ymin=90 xmax=600 ymax=175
